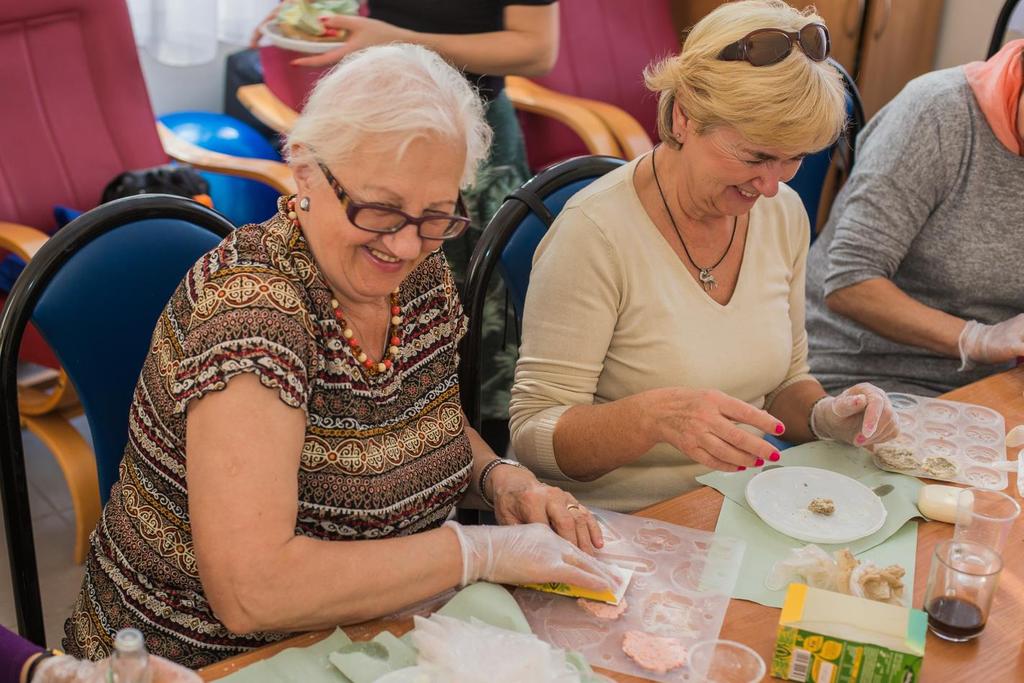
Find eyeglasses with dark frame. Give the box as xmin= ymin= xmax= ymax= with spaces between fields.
xmin=717 ymin=23 xmax=830 ymax=67
xmin=316 ymin=160 xmax=471 ymax=241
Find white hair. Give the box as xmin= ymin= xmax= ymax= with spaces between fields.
xmin=285 ymin=43 xmax=492 ymax=188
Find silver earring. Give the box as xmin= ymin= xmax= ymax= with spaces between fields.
xmin=299 ymin=196 xmax=311 ymax=211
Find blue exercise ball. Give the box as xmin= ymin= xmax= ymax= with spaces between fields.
xmin=159 ymin=112 xmax=283 ymax=226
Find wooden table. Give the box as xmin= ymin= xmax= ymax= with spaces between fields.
xmin=201 ymin=367 xmax=1024 ymax=681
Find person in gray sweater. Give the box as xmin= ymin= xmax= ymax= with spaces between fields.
xmin=806 ymin=40 xmax=1024 ymax=396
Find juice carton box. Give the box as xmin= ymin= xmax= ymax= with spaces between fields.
xmin=772 ymin=584 xmax=927 ymax=682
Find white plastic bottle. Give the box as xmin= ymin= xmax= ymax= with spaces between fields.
xmin=108 ymin=628 xmax=152 ymax=683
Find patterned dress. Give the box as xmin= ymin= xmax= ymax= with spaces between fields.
xmin=63 ymin=199 xmax=473 ymax=667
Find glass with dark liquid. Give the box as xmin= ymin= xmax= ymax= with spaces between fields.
xmin=923 ymin=540 xmax=1002 ymax=642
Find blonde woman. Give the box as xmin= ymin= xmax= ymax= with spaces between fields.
xmin=509 ymin=0 xmax=898 ymax=512
xmin=63 ymin=44 xmax=614 ymax=667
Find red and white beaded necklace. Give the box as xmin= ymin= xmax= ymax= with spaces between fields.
xmin=287 ymin=196 xmax=402 ymax=376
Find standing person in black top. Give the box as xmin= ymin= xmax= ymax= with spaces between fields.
xmin=262 ymin=1 xmax=560 ymax=455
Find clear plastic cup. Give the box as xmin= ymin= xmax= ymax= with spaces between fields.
xmin=688 ymin=639 xmax=766 ymax=683
xmin=954 ymin=487 xmax=1020 ymax=555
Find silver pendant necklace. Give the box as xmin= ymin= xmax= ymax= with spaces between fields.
xmin=651 ymin=147 xmax=737 ymax=292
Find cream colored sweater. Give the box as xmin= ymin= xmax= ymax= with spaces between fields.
xmin=509 ymin=158 xmax=814 ymax=512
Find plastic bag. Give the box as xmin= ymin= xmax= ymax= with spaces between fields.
xmin=764 ymin=544 xmax=836 ymax=592
xmin=765 ymin=545 xmax=906 ymax=606
xmin=405 ymin=614 xmax=584 ymax=683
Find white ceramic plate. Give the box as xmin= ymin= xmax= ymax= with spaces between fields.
xmin=745 ymin=466 xmax=887 ymax=544
xmin=260 ymin=23 xmax=345 ymax=54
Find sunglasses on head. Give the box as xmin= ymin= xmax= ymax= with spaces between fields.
xmin=717 ymin=23 xmax=830 ymax=66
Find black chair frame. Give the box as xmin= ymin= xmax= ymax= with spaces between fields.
xmin=988 ymin=0 xmax=1022 ymax=58
xmin=458 ymin=155 xmax=624 ymax=432
xmin=0 ymin=195 xmax=234 ymax=645
xmin=832 ymin=58 xmax=866 ymax=174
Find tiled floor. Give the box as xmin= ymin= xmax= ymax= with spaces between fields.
xmin=0 ymin=415 xmax=91 ymax=648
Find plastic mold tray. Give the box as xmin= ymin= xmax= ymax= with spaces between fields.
xmin=874 ymin=393 xmax=1008 ymax=490
xmin=515 ymin=510 xmax=745 ymax=682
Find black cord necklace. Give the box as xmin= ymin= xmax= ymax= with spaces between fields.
xmin=651 ymin=147 xmax=737 ymax=292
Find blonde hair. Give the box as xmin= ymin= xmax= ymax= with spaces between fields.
xmin=285 ymin=43 xmax=492 ymax=188
xmin=645 ymin=0 xmax=847 ymax=153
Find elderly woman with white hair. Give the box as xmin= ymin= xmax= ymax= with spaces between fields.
xmin=63 ymin=44 xmax=615 ymax=667
xmin=509 ymin=0 xmax=900 ymax=513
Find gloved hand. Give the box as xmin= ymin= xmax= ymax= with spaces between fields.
xmin=810 ymin=383 xmax=898 ymax=447
xmin=444 ymin=521 xmax=620 ymax=592
xmin=958 ymin=315 xmax=1024 ymax=369
xmin=34 ymin=654 xmax=201 ymax=683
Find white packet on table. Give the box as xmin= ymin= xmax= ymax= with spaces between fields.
xmin=765 ymin=544 xmax=907 ymax=606
xmin=402 ymin=613 xmax=584 ymax=683
xmin=764 ymin=544 xmax=836 ymax=591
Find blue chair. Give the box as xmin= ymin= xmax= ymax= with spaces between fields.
xmin=459 ymin=156 xmax=625 ymax=430
xmin=788 ymin=59 xmax=866 ymax=239
xmin=159 ymin=111 xmax=282 ymax=226
xmin=0 ymin=195 xmax=234 ymax=645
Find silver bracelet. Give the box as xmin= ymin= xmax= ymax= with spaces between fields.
xmin=478 ymin=458 xmax=526 ymax=509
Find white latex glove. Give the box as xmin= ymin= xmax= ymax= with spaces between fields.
xmin=34 ymin=655 xmax=200 ymax=683
xmin=810 ymin=383 xmax=898 ymax=447
xmin=444 ymin=521 xmax=619 ymax=592
xmin=958 ymin=315 xmax=1024 ymax=369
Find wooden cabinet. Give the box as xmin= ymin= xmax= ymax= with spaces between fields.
xmin=855 ymin=0 xmax=945 ymax=117
xmin=668 ymin=0 xmax=945 ymax=120
xmin=807 ymin=0 xmax=864 ymax=73
xmin=668 ymin=0 xmax=862 ymax=74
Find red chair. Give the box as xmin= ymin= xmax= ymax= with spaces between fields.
xmin=0 ymin=0 xmax=294 ymax=566
xmin=259 ymin=45 xmax=331 ymax=113
xmin=240 ymin=2 xmax=675 ymax=168
xmin=515 ymin=2 xmax=864 ymax=233
xmin=240 ymin=46 xmax=623 ymax=160
xmin=513 ymin=0 xmax=678 ymax=169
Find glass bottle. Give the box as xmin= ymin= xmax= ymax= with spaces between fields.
xmin=108 ymin=628 xmax=152 ymax=683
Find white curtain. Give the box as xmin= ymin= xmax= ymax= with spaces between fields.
xmin=127 ymin=0 xmax=280 ymax=66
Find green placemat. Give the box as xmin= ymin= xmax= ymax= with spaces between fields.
xmin=213 ymin=583 xmax=606 ymax=683
xmin=218 ymin=628 xmax=353 ymax=683
xmin=715 ymin=497 xmax=919 ymax=607
xmin=697 ymin=441 xmax=924 ymax=608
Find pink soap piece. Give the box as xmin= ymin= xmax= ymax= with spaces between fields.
xmin=621 ymin=630 xmax=688 ymax=674
xmin=577 ymin=597 xmax=628 ymax=620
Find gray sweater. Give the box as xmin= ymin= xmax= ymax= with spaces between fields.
xmin=806 ymin=67 xmax=1024 ymax=396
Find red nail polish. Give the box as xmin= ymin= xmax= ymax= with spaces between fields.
xmin=323 ymin=28 xmax=339 ymax=36
xmin=855 ymin=434 xmax=866 ymax=445
xmin=774 ymin=423 xmax=785 ymax=435
xmin=754 ymin=458 xmax=765 ymax=467
xmin=769 ymin=452 xmax=781 ymax=462
xmin=737 ymin=466 xmax=746 ymax=472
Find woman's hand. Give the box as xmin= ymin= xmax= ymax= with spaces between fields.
xmin=249 ymin=2 xmax=283 ymax=48
xmin=637 ymin=387 xmax=784 ymax=472
xmin=489 ymin=465 xmax=603 ymax=554
xmin=290 ymin=15 xmax=408 ymax=67
xmin=445 ymin=522 xmax=620 ymax=593
xmin=810 ymin=383 xmax=899 ymax=447
xmin=959 ymin=314 xmax=1024 ymax=368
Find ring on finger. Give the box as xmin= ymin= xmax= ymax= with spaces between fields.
xmin=566 ymin=503 xmax=583 ymax=513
